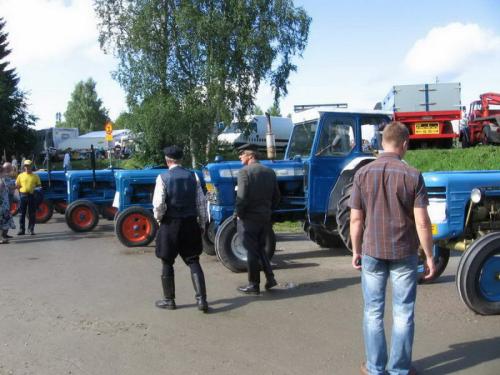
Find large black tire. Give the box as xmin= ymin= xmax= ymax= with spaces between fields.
xmin=65 ymin=200 xmax=99 ymax=232
xmin=202 ymin=221 xmax=216 ymax=256
xmin=215 ymin=217 xmax=276 ymax=273
xmin=457 ymin=232 xmax=500 ymax=315
xmin=482 ymin=125 xmax=491 ymax=145
xmin=35 ymin=200 xmax=54 ymax=223
xmin=418 ymin=245 xmax=450 ymax=284
xmin=336 ymin=182 xmax=353 ymax=251
xmin=115 ymin=206 xmax=158 ymax=247
xmin=309 ymin=227 xmax=344 ymax=249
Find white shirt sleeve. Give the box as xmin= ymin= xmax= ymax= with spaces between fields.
xmin=152 ymin=175 xmax=167 ymax=221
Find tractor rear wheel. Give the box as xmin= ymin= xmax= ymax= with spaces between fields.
xmin=457 ymin=232 xmax=500 ymax=315
xmin=418 ymin=245 xmax=450 ymax=283
xmin=202 ymin=221 xmax=216 ymax=255
xmin=336 ymin=182 xmax=353 ymax=251
xmin=9 ymin=201 xmax=19 ymax=216
xmin=36 ymin=200 xmax=54 ymax=223
xmin=53 ymin=201 xmax=67 ymax=214
xmin=215 ymin=217 xmax=276 ymax=273
xmin=101 ymin=205 xmax=118 ymax=221
xmin=65 ymin=200 xmax=99 ymax=232
xmin=115 ymin=206 xmax=158 ymax=247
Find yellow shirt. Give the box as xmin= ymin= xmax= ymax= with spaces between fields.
xmin=16 ymin=172 xmax=41 ymax=194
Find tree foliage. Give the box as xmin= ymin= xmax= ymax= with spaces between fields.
xmin=0 ymin=18 xmax=36 ymax=158
xmin=94 ymin=0 xmax=310 ymax=165
xmin=60 ymin=78 xmax=109 ymax=134
xmin=266 ymin=103 xmax=281 ymax=116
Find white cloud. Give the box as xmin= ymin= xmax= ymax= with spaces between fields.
xmin=404 ymin=23 xmax=500 ymax=77
xmin=1 ymin=0 xmax=100 ymax=66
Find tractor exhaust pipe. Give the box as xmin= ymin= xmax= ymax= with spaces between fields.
xmin=265 ymin=112 xmax=276 ymax=160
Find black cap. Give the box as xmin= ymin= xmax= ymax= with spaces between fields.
xmin=163 ymin=145 xmax=183 ymax=160
xmin=237 ymin=143 xmax=258 ymax=153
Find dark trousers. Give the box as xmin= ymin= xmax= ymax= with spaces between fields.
xmin=19 ymin=193 xmax=36 ymax=232
xmin=238 ymin=219 xmax=274 ymax=285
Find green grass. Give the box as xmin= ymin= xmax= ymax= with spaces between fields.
xmin=273 ymin=221 xmax=302 ymax=233
xmin=405 ymin=146 xmax=500 ymax=172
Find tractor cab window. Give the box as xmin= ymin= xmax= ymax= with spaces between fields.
xmin=360 ymin=116 xmax=390 ymax=152
xmin=315 ymin=118 xmax=354 ymax=157
xmin=286 ymin=120 xmax=317 ymax=159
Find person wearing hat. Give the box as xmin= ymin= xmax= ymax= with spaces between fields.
xmin=235 ymin=143 xmax=281 ymax=295
xmin=152 ymin=145 xmax=209 ymax=312
xmin=15 ymin=160 xmax=41 ymax=235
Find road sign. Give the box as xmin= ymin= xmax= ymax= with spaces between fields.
xmin=105 ymin=121 xmax=113 ymax=135
xmin=105 ymin=134 xmax=113 ymax=141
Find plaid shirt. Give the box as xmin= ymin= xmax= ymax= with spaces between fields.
xmin=349 ymin=152 xmax=429 ymax=259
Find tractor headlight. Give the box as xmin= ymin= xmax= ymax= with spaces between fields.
xmin=470 ymin=188 xmax=482 ymax=204
xmin=427 ymin=198 xmax=447 ymax=224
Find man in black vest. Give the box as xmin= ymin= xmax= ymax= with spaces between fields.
xmin=152 ymin=145 xmax=208 ymax=312
xmin=235 ymin=143 xmax=281 ymax=295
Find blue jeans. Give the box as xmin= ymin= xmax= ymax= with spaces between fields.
xmin=362 ymin=254 xmax=418 ymax=375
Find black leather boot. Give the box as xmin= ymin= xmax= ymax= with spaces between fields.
xmin=190 ymin=267 xmax=208 ymax=313
xmin=239 ymin=250 xmax=261 ymax=295
xmin=156 ymin=264 xmax=176 ymax=310
xmin=259 ymin=252 xmax=277 ymax=290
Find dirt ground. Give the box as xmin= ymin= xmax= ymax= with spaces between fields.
xmin=0 ymin=216 xmax=499 ymax=375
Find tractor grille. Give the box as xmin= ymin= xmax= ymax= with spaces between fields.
xmin=427 ymin=186 xmax=446 ymax=199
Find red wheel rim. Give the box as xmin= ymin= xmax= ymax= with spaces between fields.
xmin=36 ymin=202 xmax=49 ymax=220
xmin=10 ymin=202 xmax=18 ymax=215
xmin=71 ymin=206 xmax=94 ymax=228
xmin=121 ymin=213 xmax=152 ymax=243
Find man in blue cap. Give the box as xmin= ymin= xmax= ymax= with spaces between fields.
xmin=152 ymin=145 xmax=209 ymax=312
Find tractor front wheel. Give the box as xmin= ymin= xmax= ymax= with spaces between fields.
xmin=418 ymin=245 xmax=450 ymax=283
xmin=215 ymin=217 xmax=276 ymax=273
xmin=336 ymin=182 xmax=353 ymax=251
xmin=65 ymin=200 xmax=99 ymax=232
xmin=202 ymin=221 xmax=216 ymax=256
xmin=36 ymin=200 xmax=54 ymax=223
xmin=115 ymin=207 xmax=158 ymax=247
xmin=457 ymin=232 xmax=500 ymax=315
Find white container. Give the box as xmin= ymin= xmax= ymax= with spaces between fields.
xmin=382 ymin=83 xmax=461 ymax=113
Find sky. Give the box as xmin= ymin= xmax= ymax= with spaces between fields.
xmin=1 ymin=0 xmax=500 ymax=129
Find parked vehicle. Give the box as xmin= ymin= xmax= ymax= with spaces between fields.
xmin=203 ymin=107 xmax=392 ymax=272
xmin=382 ymin=83 xmax=461 ymax=148
xmin=34 ymin=170 xmax=68 ymax=223
xmin=112 ymin=167 xmax=206 ymax=248
xmin=112 ymin=168 xmax=163 ymax=247
xmin=460 ymin=92 xmax=500 ymax=146
xmin=218 ymin=115 xmax=294 ymax=152
xmin=424 ymin=171 xmax=500 ymax=315
xmin=64 ymin=169 xmax=119 ymax=232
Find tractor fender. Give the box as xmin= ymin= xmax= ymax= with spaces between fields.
xmin=327 ymin=156 xmax=376 ymax=217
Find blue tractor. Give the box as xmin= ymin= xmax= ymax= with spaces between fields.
xmin=64 ymin=169 xmax=119 ymax=232
xmin=34 ymin=170 xmax=68 ymax=223
xmin=202 ymin=108 xmax=392 ymax=272
xmin=424 ymin=171 xmax=500 ymax=315
xmin=113 ymin=168 xmax=164 ymax=247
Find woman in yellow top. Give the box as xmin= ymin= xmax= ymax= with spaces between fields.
xmin=15 ymin=160 xmax=41 ymax=235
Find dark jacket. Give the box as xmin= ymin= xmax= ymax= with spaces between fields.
xmin=161 ymin=167 xmax=198 ymax=220
xmin=235 ymin=162 xmax=281 ymax=222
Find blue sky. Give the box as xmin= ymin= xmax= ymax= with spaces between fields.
xmin=2 ymin=0 xmax=500 ymax=129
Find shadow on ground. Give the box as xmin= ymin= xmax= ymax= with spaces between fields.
xmin=414 ymin=336 xmax=500 ymax=374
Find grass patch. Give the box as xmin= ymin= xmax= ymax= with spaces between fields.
xmin=273 ymin=221 xmax=302 ymax=233
xmin=405 ymin=146 xmax=500 ymax=172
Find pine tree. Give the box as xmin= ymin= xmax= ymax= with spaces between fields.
xmin=0 ymin=18 xmax=36 ymax=159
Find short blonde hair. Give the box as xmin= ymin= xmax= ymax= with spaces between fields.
xmin=383 ymin=121 xmax=409 ymax=147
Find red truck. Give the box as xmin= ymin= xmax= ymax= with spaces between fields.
xmin=382 ymin=83 xmax=461 ymax=149
xmin=460 ymin=92 xmax=500 ymax=146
